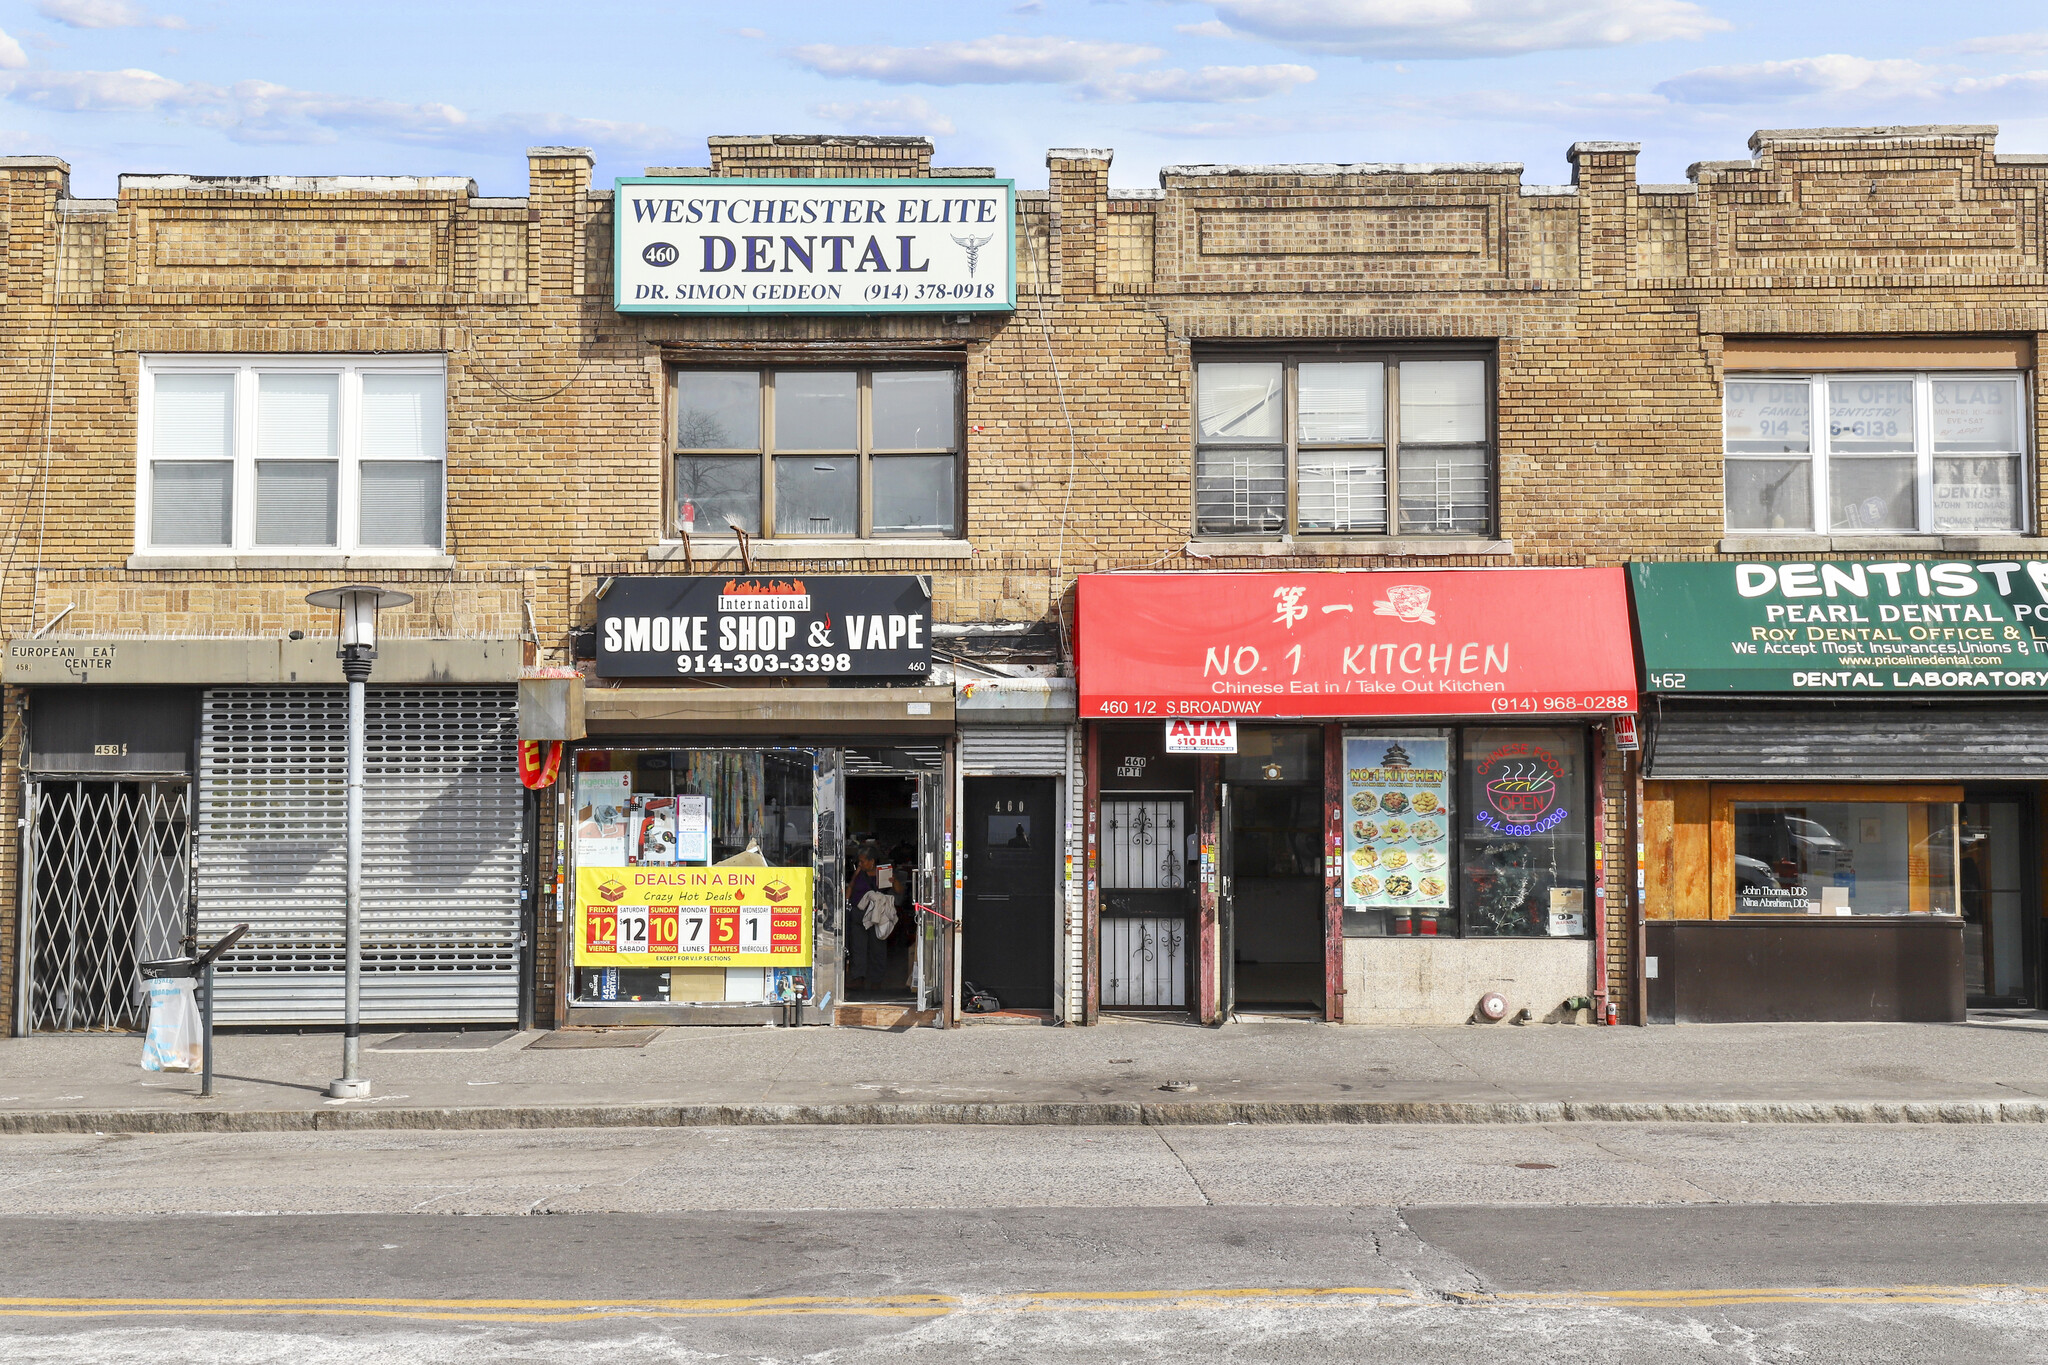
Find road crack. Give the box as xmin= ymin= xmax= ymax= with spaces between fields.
xmin=1151 ymin=1128 xmax=1214 ymax=1206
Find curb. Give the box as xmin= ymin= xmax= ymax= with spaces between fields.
xmin=3 ymin=1097 xmax=2046 ymax=1135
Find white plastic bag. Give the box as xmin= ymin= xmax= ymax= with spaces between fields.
xmin=859 ymin=889 xmax=898 ymax=940
xmin=141 ymin=976 xmax=202 ymax=1073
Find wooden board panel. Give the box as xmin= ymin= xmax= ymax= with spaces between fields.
xmin=1673 ymin=783 xmax=1712 ymax=920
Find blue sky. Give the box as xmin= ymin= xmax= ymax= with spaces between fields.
xmin=2 ymin=0 xmax=2045 ymax=194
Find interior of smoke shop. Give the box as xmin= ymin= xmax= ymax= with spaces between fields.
xmin=1632 ymin=560 xmax=2047 ymax=1023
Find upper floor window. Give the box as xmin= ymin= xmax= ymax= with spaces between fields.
xmin=1194 ymin=353 xmax=1492 ymax=538
xmin=1725 ymin=372 xmax=2030 ymax=534
xmin=139 ymin=356 xmax=446 ymax=553
xmin=672 ymin=368 xmax=960 ymax=540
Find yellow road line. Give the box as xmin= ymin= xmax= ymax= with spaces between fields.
xmin=0 ymin=1284 xmax=2042 ymax=1325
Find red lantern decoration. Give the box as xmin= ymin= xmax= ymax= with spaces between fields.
xmin=518 ymin=740 xmax=562 ymax=790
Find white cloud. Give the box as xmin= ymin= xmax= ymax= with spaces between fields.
xmin=789 ymin=34 xmax=1161 ymax=85
xmin=1655 ymin=54 xmax=1948 ymax=104
xmin=0 ymin=66 xmax=675 ymax=151
xmin=35 ymin=0 xmax=186 ymax=30
xmin=1198 ymin=0 xmax=1728 ymax=59
xmin=809 ymin=95 xmax=956 ymax=136
xmin=1943 ymin=32 xmax=2048 ymax=57
xmin=0 ymin=28 xmax=26 ymax=69
xmin=1083 ymin=63 xmax=1316 ymax=102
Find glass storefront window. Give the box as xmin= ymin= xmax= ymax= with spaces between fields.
xmin=571 ymin=745 xmax=819 ymax=1005
xmin=1459 ymin=728 xmax=1590 ymax=938
xmin=1732 ymin=800 xmax=1958 ymax=916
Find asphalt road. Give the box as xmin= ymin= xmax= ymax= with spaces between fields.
xmin=4 ymin=1124 xmax=2047 ymax=1362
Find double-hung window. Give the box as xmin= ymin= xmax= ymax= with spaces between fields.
xmin=140 ymin=356 xmax=446 ymax=553
xmin=1724 ymin=371 xmax=2030 ymax=534
xmin=1194 ymin=352 xmax=1493 ymax=538
xmin=672 ymin=368 xmax=961 ymax=539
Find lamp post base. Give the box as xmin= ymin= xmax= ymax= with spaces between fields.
xmin=325 ymin=1077 xmax=371 ymax=1099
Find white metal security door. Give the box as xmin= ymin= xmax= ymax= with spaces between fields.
xmin=196 ymin=687 xmax=522 ymax=1024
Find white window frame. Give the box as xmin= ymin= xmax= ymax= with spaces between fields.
xmin=136 ymin=354 xmax=448 ymax=555
xmin=1724 ymin=370 xmax=2033 ymax=536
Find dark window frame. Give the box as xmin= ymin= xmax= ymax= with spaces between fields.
xmin=667 ymin=365 xmax=966 ymax=540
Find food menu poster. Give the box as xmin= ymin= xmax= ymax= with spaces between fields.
xmin=575 ymin=866 xmax=813 ymax=968
xmin=1343 ymin=736 xmax=1451 ymax=913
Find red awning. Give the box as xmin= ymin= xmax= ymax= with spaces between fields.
xmin=1075 ymin=568 xmax=1637 ymax=720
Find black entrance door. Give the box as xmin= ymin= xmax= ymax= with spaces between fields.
xmin=963 ymin=777 xmax=1057 ymax=1010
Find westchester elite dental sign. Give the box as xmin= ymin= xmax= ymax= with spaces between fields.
xmin=613 ymin=178 xmax=1016 ymax=315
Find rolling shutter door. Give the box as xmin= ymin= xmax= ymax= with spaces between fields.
xmin=959 ymin=726 xmax=1069 ymax=776
xmin=1646 ymin=701 xmax=2048 ymax=781
xmin=196 ymin=687 xmax=522 ymax=1024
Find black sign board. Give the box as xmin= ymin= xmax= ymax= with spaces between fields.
xmin=595 ymin=574 xmax=932 ymax=680
xmin=29 ymin=687 xmax=195 ymax=775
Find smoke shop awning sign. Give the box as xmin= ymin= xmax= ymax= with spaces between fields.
xmin=614 ymin=177 xmax=1016 ymax=315
xmin=1075 ymin=568 xmax=1637 ymax=719
xmin=596 ymin=575 xmax=932 ymax=679
xmin=1631 ymin=560 xmax=2048 ymax=693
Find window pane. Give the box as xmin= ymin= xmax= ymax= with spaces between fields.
xmin=1298 ymin=450 xmax=1387 ymax=532
xmin=1827 ymin=379 xmax=1914 ymax=453
xmin=1725 ymin=457 xmax=1813 ymax=531
xmin=1461 ymin=728 xmax=1589 ymax=938
xmin=1195 ymin=445 xmax=1285 ymax=534
xmin=1196 ymin=363 xmax=1283 ymax=443
xmin=358 ymin=460 xmax=442 ymax=547
xmin=1724 ymin=379 xmax=1811 ymax=453
xmin=871 ymin=371 xmax=956 ymax=450
xmin=149 ymin=462 xmax=232 ymax=546
xmin=1298 ymin=362 xmax=1384 ymax=443
xmin=873 ymin=454 xmax=957 ymax=535
xmin=1829 ymin=456 xmax=1916 ymax=531
xmin=254 ymin=460 xmax=338 ymax=545
xmin=360 ymin=373 xmax=445 ymax=461
xmin=1933 ymin=455 xmax=2021 ymax=532
xmin=256 ymin=372 xmax=338 ymax=458
xmin=152 ymin=373 xmax=235 ymax=460
xmin=676 ymin=371 xmax=760 ymax=449
xmin=1932 ymin=378 xmax=2021 ymax=453
xmin=1734 ymin=801 xmax=1956 ymax=916
xmin=1399 ymin=360 xmax=1485 ymax=443
xmin=676 ymin=456 xmax=760 ymax=536
xmin=772 ymin=372 xmax=856 ymax=449
xmin=1397 ymin=445 xmax=1489 ymax=533
xmin=774 ymin=456 xmax=856 ymax=535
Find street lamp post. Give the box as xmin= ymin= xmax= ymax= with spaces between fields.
xmin=305 ymin=584 xmax=413 ymax=1100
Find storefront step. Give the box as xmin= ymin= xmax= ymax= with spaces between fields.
xmin=835 ymin=1005 xmax=937 ymax=1029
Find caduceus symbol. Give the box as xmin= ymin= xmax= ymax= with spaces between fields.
xmin=952 ymin=234 xmax=993 ymax=277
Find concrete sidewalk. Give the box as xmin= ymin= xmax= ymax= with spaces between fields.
xmin=4 ymin=1012 xmax=2048 ymax=1134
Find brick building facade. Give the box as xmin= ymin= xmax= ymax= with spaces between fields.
xmin=5 ymin=123 xmax=2042 ymax=1035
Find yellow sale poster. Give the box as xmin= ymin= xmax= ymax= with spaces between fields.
xmin=575 ymin=865 xmax=813 ymax=968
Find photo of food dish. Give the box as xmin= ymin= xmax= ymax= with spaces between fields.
xmin=1411 ymin=818 xmax=1443 ymax=843
xmin=1352 ymin=819 xmax=1378 ymax=841
xmin=1352 ymin=873 xmax=1380 ymax=898
xmin=1350 ymin=791 xmax=1378 ymax=814
xmin=1381 ymin=848 xmax=1409 ymax=871
xmin=1411 ymin=791 xmax=1441 ymax=815
xmin=1416 ymin=848 xmax=1443 ymax=872
xmin=1380 ymin=817 xmax=1407 ymax=842
xmin=1384 ymin=874 xmax=1414 ymax=898
xmin=1419 ymin=876 xmax=1446 ymax=899
xmin=1380 ymin=792 xmax=1409 ymax=814
xmin=1350 ymin=846 xmax=1379 ymax=869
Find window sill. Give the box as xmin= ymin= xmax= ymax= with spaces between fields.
xmin=647 ymin=538 xmax=974 ymax=562
xmin=1187 ymin=536 xmax=1511 ymax=558
xmin=126 ymin=552 xmax=455 ymax=571
xmin=1717 ymin=535 xmax=2048 ymax=555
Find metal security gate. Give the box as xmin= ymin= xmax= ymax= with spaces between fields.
xmin=196 ymin=687 xmax=522 ymax=1024
xmin=23 ymin=781 xmax=190 ymax=1032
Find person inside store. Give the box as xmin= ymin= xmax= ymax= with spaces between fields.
xmin=847 ymin=842 xmax=882 ymax=991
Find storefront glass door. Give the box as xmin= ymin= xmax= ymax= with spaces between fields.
xmin=1221 ymin=727 xmax=1326 ymax=1014
xmin=1961 ymin=792 xmax=2034 ymax=1007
